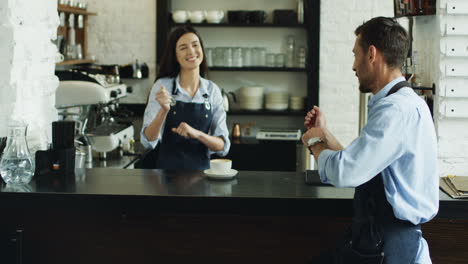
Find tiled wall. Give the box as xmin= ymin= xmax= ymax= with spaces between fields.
xmin=0 ymin=0 xmax=59 ymax=152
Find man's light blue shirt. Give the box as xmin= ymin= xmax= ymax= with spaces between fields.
xmin=141 ymin=75 xmax=230 ymax=157
xmin=317 ymin=77 xmax=439 ymax=263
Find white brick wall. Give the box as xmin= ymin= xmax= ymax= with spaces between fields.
xmin=84 ymin=0 xmax=156 ymax=104
xmin=319 ymin=1 xmax=393 ymax=146
xmin=0 ymin=0 xmax=59 ymax=152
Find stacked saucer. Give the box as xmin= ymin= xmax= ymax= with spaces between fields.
xmin=289 ymin=96 xmax=305 ymax=111
xmin=265 ymin=92 xmax=288 ymax=111
xmin=239 ymin=86 xmax=264 ymax=110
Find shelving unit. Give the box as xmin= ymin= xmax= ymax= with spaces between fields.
xmin=209 ymin=66 xmax=306 ymax=72
xmin=171 ymin=22 xmax=306 ymax=28
xmin=156 ymin=0 xmax=320 ymax=116
xmin=57 ymin=5 xmax=97 ymax=66
xmin=56 ymin=59 xmax=95 ymax=66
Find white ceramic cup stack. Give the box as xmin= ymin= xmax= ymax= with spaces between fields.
xmin=289 ymin=96 xmax=305 ymax=111
xmin=265 ymin=92 xmax=289 ymax=111
xmin=239 ymin=86 xmax=264 ymax=110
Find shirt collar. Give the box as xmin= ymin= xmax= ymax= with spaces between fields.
xmin=368 ymin=76 xmax=406 ymax=108
xmin=174 ymin=75 xmax=209 ymax=98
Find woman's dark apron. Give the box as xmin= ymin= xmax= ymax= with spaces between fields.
xmin=138 ymin=79 xmax=213 ymax=170
xmin=314 ymin=81 xmax=421 ymax=264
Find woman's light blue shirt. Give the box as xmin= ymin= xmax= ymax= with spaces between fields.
xmin=141 ymin=75 xmax=230 ymax=157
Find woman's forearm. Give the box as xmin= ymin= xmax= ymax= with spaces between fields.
xmin=144 ymin=109 xmax=169 ymax=141
xmin=197 ymin=133 xmax=225 ymax=152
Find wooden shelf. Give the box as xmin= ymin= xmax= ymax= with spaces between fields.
xmin=209 ymin=66 xmax=306 ymax=72
xmin=56 ymin=59 xmax=95 ymax=66
xmin=228 ymin=110 xmax=306 ymax=116
xmin=58 ymin=4 xmax=97 ymax=15
xmin=171 ymin=22 xmax=305 ymax=28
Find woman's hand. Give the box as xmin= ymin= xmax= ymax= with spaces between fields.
xmin=304 ymin=105 xmax=326 ymax=129
xmin=155 ymin=85 xmax=172 ymax=112
xmin=171 ymin=122 xmax=202 ymax=139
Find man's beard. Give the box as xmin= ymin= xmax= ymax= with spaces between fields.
xmin=359 ymin=83 xmax=372 ymax=93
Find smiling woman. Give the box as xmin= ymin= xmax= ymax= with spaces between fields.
xmin=139 ymin=25 xmax=230 ymax=170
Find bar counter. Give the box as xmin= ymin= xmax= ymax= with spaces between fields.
xmin=0 ymin=169 xmax=467 ymax=264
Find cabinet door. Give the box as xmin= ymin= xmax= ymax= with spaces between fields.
xmin=0 ymin=229 xmax=21 ymax=264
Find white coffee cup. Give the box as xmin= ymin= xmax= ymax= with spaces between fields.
xmin=210 ymin=159 xmax=232 ymax=174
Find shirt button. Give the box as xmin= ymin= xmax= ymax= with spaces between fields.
xmin=173 ymin=111 xmax=177 ymax=115
xmin=205 ymin=114 xmax=208 ymax=118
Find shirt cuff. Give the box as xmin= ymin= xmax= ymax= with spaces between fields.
xmin=209 ymin=133 xmax=230 ymax=156
xmin=317 ymin=149 xmax=335 ymax=184
xmin=140 ymin=126 xmax=159 ymax=149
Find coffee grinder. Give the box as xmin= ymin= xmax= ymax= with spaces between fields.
xmin=35 ymin=121 xmax=76 ymax=191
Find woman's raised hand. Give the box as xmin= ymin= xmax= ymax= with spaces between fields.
xmin=155 ymin=85 xmax=172 ymax=112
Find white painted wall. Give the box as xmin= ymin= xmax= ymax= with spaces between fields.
xmin=85 ymin=0 xmax=156 ymax=104
xmin=0 ymin=0 xmax=59 ymax=152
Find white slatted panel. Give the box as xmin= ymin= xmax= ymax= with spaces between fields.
xmin=441 ymin=60 xmax=468 ymax=76
xmin=447 ymin=0 xmax=468 ymax=14
xmin=440 ymin=37 xmax=468 ymax=57
xmin=446 ymin=16 xmax=468 ymax=35
xmin=440 ymin=101 xmax=468 ymax=118
xmin=440 ymin=79 xmax=468 ymax=97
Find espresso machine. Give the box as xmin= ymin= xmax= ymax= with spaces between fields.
xmin=55 ymin=67 xmax=134 ymax=160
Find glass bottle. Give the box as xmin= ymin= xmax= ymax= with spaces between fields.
xmin=285 ymin=35 xmax=296 ymax=68
xmin=0 ymin=121 xmax=35 ymax=185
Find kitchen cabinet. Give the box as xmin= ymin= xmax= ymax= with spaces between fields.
xmin=56 ymin=4 xmax=97 ymax=66
xmin=156 ymin=0 xmax=320 ymax=116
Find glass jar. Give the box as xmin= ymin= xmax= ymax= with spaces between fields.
xmin=0 ymin=121 xmax=35 ymax=185
xmin=232 ymin=47 xmax=243 ymax=67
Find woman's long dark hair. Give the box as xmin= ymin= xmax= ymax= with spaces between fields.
xmin=157 ymin=25 xmax=209 ymax=80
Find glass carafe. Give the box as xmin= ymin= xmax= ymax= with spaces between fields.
xmin=0 ymin=122 xmax=35 ymax=184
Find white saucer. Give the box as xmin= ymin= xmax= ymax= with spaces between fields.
xmin=204 ymin=169 xmax=238 ymax=180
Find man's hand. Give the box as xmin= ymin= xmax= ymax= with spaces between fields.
xmin=172 ymin=122 xmax=202 ymax=139
xmin=155 ymin=85 xmax=172 ymax=112
xmin=304 ymin=105 xmax=326 ymax=129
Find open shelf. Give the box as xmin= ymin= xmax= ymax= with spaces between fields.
xmin=58 ymin=5 xmax=97 ymax=16
xmin=171 ymin=22 xmax=306 ymax=28
xmin=209 ymin=66 xmax=306 ymax=72
xmin=56 ymin=59 xmax=96 ymax=66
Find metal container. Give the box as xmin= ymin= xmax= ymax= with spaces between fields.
xmin=75 ymin=150 xmax=86 ymax=169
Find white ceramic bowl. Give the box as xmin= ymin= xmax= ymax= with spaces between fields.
xmin=172 ymin=10 xmax=188 ymax=23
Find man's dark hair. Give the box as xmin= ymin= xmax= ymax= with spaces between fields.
xmin=157 ymin=25 xmax=209 ymax=79
xmin=354 ymin=16 xmax=409 ymax=69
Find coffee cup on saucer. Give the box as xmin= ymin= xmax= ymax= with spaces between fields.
xmin=210 ymin=159 xmax=232 ymax=174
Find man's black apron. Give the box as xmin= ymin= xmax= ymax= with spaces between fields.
xmin=315 ymin=81 xmax=421 ymax=264
xmin=140 ymin=79 xmax=213 ymax=170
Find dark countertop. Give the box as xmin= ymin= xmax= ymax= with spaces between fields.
xmin=0 ymin=168 xmax=466 ymax=218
